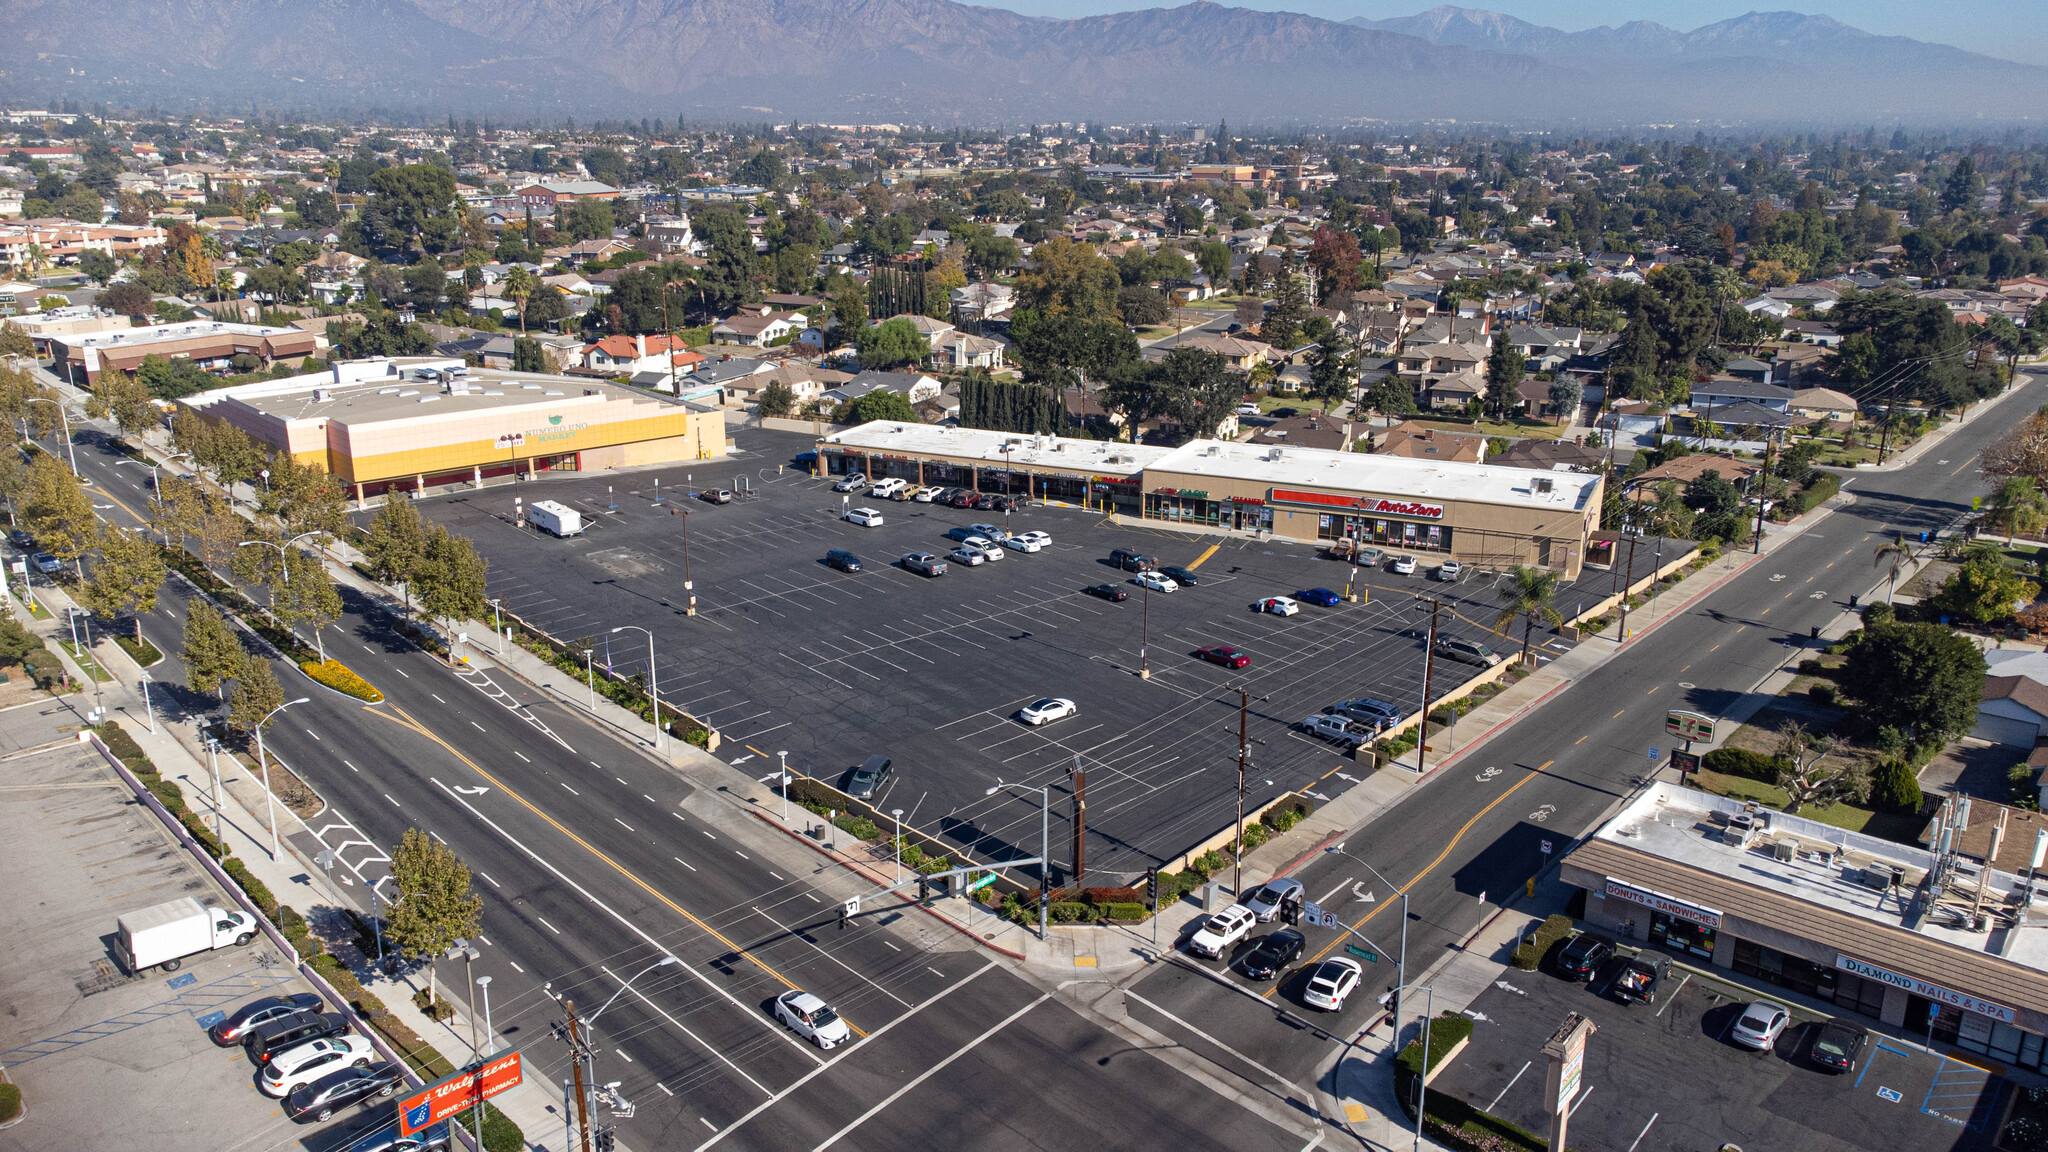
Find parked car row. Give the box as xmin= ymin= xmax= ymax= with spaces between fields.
xmin=1549 ymin=928 xmax=1868 ymax=1072
xmin=833 ymin=472 xmax=1025 ymax=512
xmin=1327 ymin=543 xmax=1462 ymax=581
xmin=212 ymin=993 xmax=417 ymax=1138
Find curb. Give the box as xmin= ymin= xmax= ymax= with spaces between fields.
xmin=746 ymin=810 xmax=1029 ymax=961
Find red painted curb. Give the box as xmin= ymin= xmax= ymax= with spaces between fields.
xmin=747 ymin=810 xmax=1028 ymax=961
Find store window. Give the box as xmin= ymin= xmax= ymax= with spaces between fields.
xmin=1649 ymin=912 xmax=1715 ymax=960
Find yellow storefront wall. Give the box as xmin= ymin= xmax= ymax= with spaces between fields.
xmin=333 ymin=409 xmax=705 ymax=484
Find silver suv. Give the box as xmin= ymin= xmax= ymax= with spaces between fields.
xmin=1435 ymin=636 xmax=1501 ymax=667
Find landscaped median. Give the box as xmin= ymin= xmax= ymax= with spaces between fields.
xmin=299 ymin=658 xmax=384 ymax=702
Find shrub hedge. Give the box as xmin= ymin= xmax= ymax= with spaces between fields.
xmin=1510 ymin=914 xmax=1575 ymax=971
xmin=1703 ymin=746 xmax=1788 ymax=785
xmin=300 ymin=659 xmax=384 ymax=702
xmin=0 ymin=1082 xmax=19 ymax=1123
xmin=222 ymin=858 xmax=278 ymax=921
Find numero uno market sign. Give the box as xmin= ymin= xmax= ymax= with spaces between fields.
xmin=1269 ymin=487 xmax=1445 ymax=520
xmin=1835 ymin=956 xmax=2017 ymax=1023
xmin=1602 ymin=878 xmax=1722 ymax=929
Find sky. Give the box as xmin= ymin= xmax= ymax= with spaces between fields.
xmin=986 ymin=1 xmax=2048 ymax=65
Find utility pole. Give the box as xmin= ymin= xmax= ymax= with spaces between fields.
xmin=564 ymin=1000 xmax=594 ymax=1152
xmin=1754 ymin=426 xmax=1775 ymax=554
xmin=1876 ymin=375 xmax=1903 ymax=465
xmin=1614 ymin=525 xmax=1641 ymax=642
xmin=1235 ymin=688 xmax=1249 ymax=896
xmin=1413 ymin=596 xmax=1442 ymax=775
xmin=1069 ymin=755 xmax=1087 ymax=890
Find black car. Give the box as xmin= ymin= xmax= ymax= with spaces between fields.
xmin=211 ymin=993 xmax=324 ymax=1046
xmin=345 ymin=1122 xmax=453 ymax=1152
xmin=1239 ymin=929 xmax=1305 ymax=980
xmin=1808 ymin=1020 xmax=1868 ymax=1073
xmin=826 ymin=549 xmax=862 ymax=573
xmin=287 ymin=1061 xmax=405 ymax=1122
xmin=7 ymin=529 xmax=33 ymax=550
xmin=984 ymin=495 xmax=1016 ymax=512
xmin=843 ymin=754 xmax=892 ymax=800
xmin=1157 ymin=565 xmax=1200 ymax=587
xmin=972 ymin=494 xmax=1002 ymax=510
xmin=1085 ymin=583 xmax=1130 ymax=602
xmin=246 ymin=1012 xmax=352 ymax=1062
xmin=1556 ymin=932 xmax=1615 ymax=980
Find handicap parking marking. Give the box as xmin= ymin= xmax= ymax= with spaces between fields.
xmin=165 ymin=972 xmax=196 ymax=990
xmin=1877 ymin=1086 xmax=1904 ymax=1103
xmin=196 ymin=1009 xmax=227 ymax=1029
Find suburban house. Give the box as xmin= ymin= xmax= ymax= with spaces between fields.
xmin=1740 ymin=296 xmax=1795 ymax=320
xmin=1631 ymin=453 xmax=1763 ymax=492
xmin=1722 ymin=358 xmax=1777 ymax=385
xmin=1487 ymin=439 xmax=1608 ymax=472
xmin=690 ymin=356 xmax=780 ymax=401
xmin=712 ymin=310 xmax=807 ymax=347
xmin=580 ymin=333 xmax=698 ymax=376
xmin=1791 ymin=387 xmax=1859 ymax=424
xmin=1152 ymin=333 xmax=1274 ymax=372
xmin=1253 ymin=413 xmax=1353 ymax=453
xmin=1421 ymin=369 xmax=1487 ymax=411
xmin=1976 ymin=674 xmax=2048 ymax=747
xmin=931 ymin=330 xmax=1008 ymax=370
xmin=1690 ymin=378 xmax=1793 ymax=414
xmin=720 ymin=361 xmax=853 ymax=408
xmin=517 ymin=181 xmax=619 ymax=210
xmin=1782 ymin=319 xmax=1842 ymax=347
xmin=823 ymin=370 xmax=943 ymax=406
xmin=1375 ymin=421 xmax=1485 ymax=462
xmin=562 ymin=238 xmax=635 ymax=265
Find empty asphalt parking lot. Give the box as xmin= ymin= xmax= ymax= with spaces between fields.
xmin=407 ymin=427 xmax=1599 ymax=882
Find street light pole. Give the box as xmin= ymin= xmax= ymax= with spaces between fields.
xmin=139 ymin=671 xmax=155 ymax=732
xmin=609 ymin=625 xmax=663 ymax=753
xmin=206 ymin=735 xmax=224 ymax=846
xmin=475 ymin=975 xmax=494 ymax=1055
xmin=1140 ymin=575 xmax=1151 ymax=679
xmin=892 ymin=808 xmax=905 ymax=884
xmin=1327 ymin=843 xmax=1409 ymax=1042
xmin=987 ymin=780 xmax=1052 ymax=940
xmin=778 ymin=750 xmax=789 ymax=822
xmin=581 ymin=648 xmax=595 ymax=711
xmin=489 ymin=598 xmax=504 ymax=654
xmin=253 ymin=696 xmax=311 ymax=860
xmin=26 ymin=397 xmax=78 ymax=476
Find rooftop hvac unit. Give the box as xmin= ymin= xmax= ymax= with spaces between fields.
xmin=1268 ymin=448 xmax=1285 ymax=462
xmin=1859 ymin=863 xmax=1904 ymax=891
xmin=312 ymin=388 xmax=330 ymax=402
xmin=584 ymin=387 xmax=603 ymax=395
xmin=1534 ymin=477 xmax=1555 ymax=494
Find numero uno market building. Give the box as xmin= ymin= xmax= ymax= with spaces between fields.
xmin=180 ymin=357 xmax=727 ymax=502
xmin=1567 ymin=783 xmax=2048 ymax=1071
xmin=820 ymin=422 xmax=1604 ymax=578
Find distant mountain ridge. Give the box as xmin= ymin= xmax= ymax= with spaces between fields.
xmin=2 ymin=0 xmax=2043 ymax=126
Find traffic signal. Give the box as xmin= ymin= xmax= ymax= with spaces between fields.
xmin=1145 ymin=868 xmax=1159 ymax=911
xmin=838 ymin=905 xmax=848 ymax=930
xmin=595 ymin=1126 xmax=616 ymax=1152
xmin=917 ymin=876 xmax=930 ymax=904
xmin=1282 ymin=891 xmax=1303 ymax=926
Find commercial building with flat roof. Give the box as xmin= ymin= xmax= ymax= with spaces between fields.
xmin=819 ymin=421 xmax=1602 ymax=577
xmin=182 ymin=357 xmax=727 ymax=501
xmin=1565 ymin=783 xmax=2048 ymax=1071
xmin=50 ymin=319 xmax=320 ymax=386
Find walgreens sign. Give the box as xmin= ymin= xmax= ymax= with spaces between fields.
xmin=1269 ymin=487 xmax=1445 ymax=520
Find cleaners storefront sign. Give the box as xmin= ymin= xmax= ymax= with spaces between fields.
xmin=1269 ymin=487 xmax=1445 ymax=520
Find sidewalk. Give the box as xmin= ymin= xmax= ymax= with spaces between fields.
xmin=1 ymin=577 xmax=576 ymax=1152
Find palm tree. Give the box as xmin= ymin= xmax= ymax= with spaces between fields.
xmin=503 ymin=267 xmax=536 ymax=333
xmin=1494 ymin=565 xmax=1564 ymax=666
xmin=1872 ymin=533 xmax=1913 ymax=603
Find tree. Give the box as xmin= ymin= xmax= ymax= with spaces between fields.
xmin=757 ymin=380 xmax=794 ymax=418
xmin=1364 ymin=374 xmax=1418 ymax=419
xmin=1305 ymin=226 xmax=1363 ymax=301
xmin=365 ymin=164 xmax=458 ymax=251
xmin=1836 ymin=620 xmax=1988 ymax=742
xmin=1684 ymin=470 xmax=1742 ymax=519
xmin=180 ymin=599 xmax=244 ymax=698
xmin=1153 ymin=347 xmax=1238 ymax=442
xmin=1772 ymin=720 xmax=1857 ymax=815
xmin=1305 ymin=328 xmax=1356 ymax=414
xmin=228 ymin=654 xmax=285 ymax=733
xmin=1868 ymin=757 xmax=1924 ymax=814
xmin=258 ymin=452 xmax=348 ymax=539
xmin=856 ymin=317 xmax=928 ymax=370
xmin=273 ymin=549 xmax=344 ymax=661
xmin=79 ymin=249 xmax=118 ymax=286
xmin=384 ymin=827 xmax=483 ymax=1011
xmin=1196 ymin=241 xmax=1232 ymax=288
xmin=1932 ymin=554 xmax=2039 ymax=625
xmin=414 ymin=525 xmax=489 ymax=664
xmin=1546 ymin=377 xmax=1583 ymax=427
xmin=503 ymin=267 xmax=537 ymax=333
xmin=1872 ymin=532 xmax=1914 ymax=604
xmin=829 ymin=279 xmax=868 ymax=341
xmin=522 ymin=285 xmax=572 ymax=330
xmin=1484 ymin=337 xmax=1525 ymax=423
xmin=83 ymin=369 xmax=154 ymax=436
xmin=511 ymin=337 xmax=545 ymax=374
xmin=21 ymin=453 xmax=93 ymax=562
xmin=1117 ymin=285 xmax=1169 ymax=327
xmin=834 ymin=390 xmax=919 ymax=426
xmin=1014 ymin=236 xmax=1120 ymax=320
xmin=78 ymin=526 xmax=166 ymax=640
xmin=0 ymin=321 xmax=32 ymax=359
xmin=362 ymin=496 xmax=430 ymax=613
xmin=1261 ymin=263 xmax=1309 ymax=351
xmin=561 ymin=200 xmax=615 ymax=243
xmin=1493 ymin=565 xmax=1562 ymax=666
xmin=99 ymin=280 xmax=154 ymax=318
xmin=1987 ymin=476 xmax=2048 ymax=543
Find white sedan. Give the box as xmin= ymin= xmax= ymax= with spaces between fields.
xmin=1255 ymin=596 xmax=1301 ymax=616
xmin=961 ymin=535 xmax=1006 ymax=560
xmin=775 ymin=989 xmax=852 ymax=1049
xmin=1013 ymin=530 xmax=1052 ymax=549
xmin=1001 ymin=533 xmax=1044 ymax=553
xmin=1017 ymin=697 xmax=1078 ymax=726
xmin=260 ymin=1034 xmax=375 ymax=1097
xmin=1187 ymin=904 xmax=1257 ymax=960
xmin=1389 ymin=555 xmax=1417 ymax=575
xmin=1132 ymin=570 xmax=1179 ymax=593
xmin=1301 ymin=958 xmax=1364 ymax=1011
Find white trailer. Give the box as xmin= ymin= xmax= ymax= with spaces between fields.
xmin=116 ymin=896 xmax=258 ymax=974
xmin=528 ymin=500 xmax=586 ymax=537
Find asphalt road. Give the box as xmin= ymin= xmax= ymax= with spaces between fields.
xmin=43 ymin=416 xmax=1309 ymax=1152
xmin=1125 ymin=373 xmax=2043 ymax=1113
xmin=410 ymin=425 xmax=1631 ymax=884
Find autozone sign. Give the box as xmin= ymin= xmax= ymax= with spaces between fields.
xmin=1269 ymin=487 xmax=1445 ymax=519
xmin=396 ymin=1051 xmax=523 ymax=1135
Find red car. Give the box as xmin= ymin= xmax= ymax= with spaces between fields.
xmin=1197 ymin=646 xmax=1250 ymax=669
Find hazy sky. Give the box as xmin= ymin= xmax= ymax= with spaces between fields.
xmin=986 ymin=1 xmax=2048 ymax=65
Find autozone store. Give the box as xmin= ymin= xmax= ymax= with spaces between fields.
xmin=820 ymin=424 xmax=1167 ymax=515
xmin=1138 ymin=440 xmax=1604 ymax=579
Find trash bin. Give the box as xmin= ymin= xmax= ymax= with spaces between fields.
xmin=1849 ymin=594 xmax=1859 ymax=608
xmin=1811 ymin=626 xmax=1821 ymax=639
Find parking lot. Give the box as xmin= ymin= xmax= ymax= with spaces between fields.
xmin=0 ymin=701 xmax=394 ymax=1152
xmin=412 ymin=426 xmax=1602 ymax=881
xmin=1431 ymin=946 xmax=2007 ymax=1152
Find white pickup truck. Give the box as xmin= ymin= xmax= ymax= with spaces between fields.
xmin=116 ymin=896 xmax=258 ymax=974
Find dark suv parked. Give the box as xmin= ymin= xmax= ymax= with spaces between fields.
xmin=246 ymin=1012 xmax=352 ymax=1063
xmin=1556 ymin=932 xmax=1615 ymax=980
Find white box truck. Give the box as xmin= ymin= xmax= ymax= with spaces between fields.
xmin=115 ymin=896 xmax=259 ymax=974
xmin=528 ymin=500 xmax=586 ymax=537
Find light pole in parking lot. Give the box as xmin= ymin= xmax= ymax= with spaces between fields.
xmin=610 ymin=625 xmax=663 ymax=753
xmin=778 ymin=750 xmax=789 ymax=821
xmin=1140 ymin=574 xmax=1151 ymax=679
xmin=986 ymin=780 xmax=1052 ymax=940
xmin=892 ymin=808 xmax=905 ymax=884
xmin=1325 ymin=842 xmax=1409 ymax=1045
xmin=580 ymin=648 xmax=595 ymax=711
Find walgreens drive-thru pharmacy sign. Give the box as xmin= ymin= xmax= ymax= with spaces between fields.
xmin=396 ymin=1051 xmax=523 ymax=1135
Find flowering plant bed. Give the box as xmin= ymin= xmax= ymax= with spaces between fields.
xmin=300 ymin=659 xmax=383 ymax=702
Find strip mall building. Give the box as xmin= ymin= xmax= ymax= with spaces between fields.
xmin=820 ymin=422 xmax=1603 ymax=578
xmin=182 ymin=357 xmax=727 ymax=501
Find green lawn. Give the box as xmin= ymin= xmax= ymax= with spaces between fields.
xmin=1413 ymin=418 xmax=1570 ymax=441
xmin=1688 ymin=767 xmax=1923 ymax=842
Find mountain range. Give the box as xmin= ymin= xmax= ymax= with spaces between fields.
xmin=3 ymin=1 xmax=2043 ymax=127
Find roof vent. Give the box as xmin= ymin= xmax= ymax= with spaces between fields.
xmin=1268 ymin=447 xmax=1284 ymax=462
xmin=522 ymin=383 xmax=542 ymax=390
xmin=312 ymin=388 xmax=330 ymax=402
xmin=418 ymin=395 xmax=440 ymax=404
xmin=584 ymin=387 xmax=603 ymax=396
xmin=544 ymin=390 xmax=564 ymax=396
xmin=398 ymin=389 xmax=419 ymax=397
xmin=378 ymin=387 xmax=401 ymax=394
